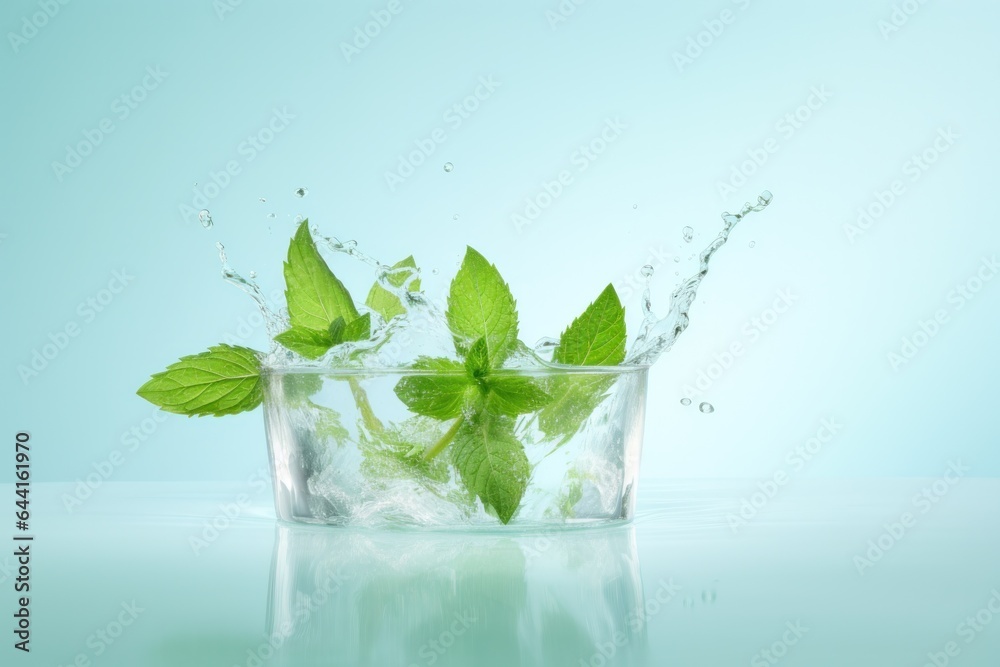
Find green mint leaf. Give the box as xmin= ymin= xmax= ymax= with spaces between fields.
xmin=484 ymin=375 xmax=552 ymax=417
xmin=552 ymin=284 xmax=626 ymax=366
xmin=284 ymin=221 xmax=359 ymax=331
xmin=464 ymin=337 xmax=491 ymax=379
xmin=540 ymin=285 xmax=627 ymax=442
xmin=446 ymin=247 xmax=518 ymax=368
xmin=393 ymin=357 xmax=475 ymax=420
xmin=359 ymin=417 xmax=450 ymax=486
xmin=137 ymin=345 xmax=262 ymax=417
xmin=274 ymin=326 xmax=335 ymax=359
xmin=451 ymin=409 xmax=529 ymax=524
xmin=327 ymin=316 xmax=347 ymax=344
xmin=341 ymin=312 xmax=371 ymax=342
xmin=365 ymin=256 xmax=420 ymax=322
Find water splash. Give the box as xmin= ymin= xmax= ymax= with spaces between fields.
xmin=294 ymin=187 xmax=308 ymax=198
xmin=682 ymin=226 xmax=694 ymax=243
xmin=443 ymin=162 xmax=454 ymax=173
xmin=216 ymin=242 xmax=286 ymax=339
xmin=198 ymin=210 xmax=213 ymax=228
xmin=626 ymin=190 xmax=773 ymax=366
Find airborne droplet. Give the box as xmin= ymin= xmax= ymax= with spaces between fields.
xmin=749 ymin=241 xmax=756 ymax=248
xmin=640 ymin=265 xmax=654 ymax=278
xmin=294 ymin=187 xmax=308 ymax=198
xmin=682 ymin=226 xmax=694 ymax=243
xmin=699 ymin=402 xmax=715 ymax=414
xmin=443 ymin=162 xmax=454 ymax=173
xmin=198 ymin=210 xmax=213 ymax=228
xmin=680 ymin=398 xmax=692 ymax=406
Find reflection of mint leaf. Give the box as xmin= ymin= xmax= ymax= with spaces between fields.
xmin=393 ymin=357 xmax=472 ymax=420
xmin=485 ymin=376 xmax=552 ymax=417
xmin=285 ymin=220 xmax=358 ymax=331
xmin=451 ymin=409 xmax=529 ymax=524
xmin=540 ymin=285 xmax=626 ymax=442
xmin=447 ymin=247 xmax=518 ymax=367
xmin=137 ymin=345 xmax=262 ymax=416
xmin=365 ymin=256 xmax=420 ymax=321
xmin=274 ymin=326 xmax=337 ymax=359
xmin=553 ymin=284 xmax=626 ymax=366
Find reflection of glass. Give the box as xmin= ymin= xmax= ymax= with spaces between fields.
xmin=264 ymin=524 xmax=647 ymax=666
xmin=262 ymin=367 xmax=648 ymax=527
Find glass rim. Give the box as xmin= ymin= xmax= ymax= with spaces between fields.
xmin=260 ymin=363 xmax=651 ymax=378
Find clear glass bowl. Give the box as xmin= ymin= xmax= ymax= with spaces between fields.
xmin=261 ymin=365 xmax=648 ymax=527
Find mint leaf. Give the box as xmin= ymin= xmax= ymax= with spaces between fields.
xmin=393 ymin=357 xmax=474 ymax=420
xmin=327 ymin=316 xmax=347 ymax=343
xmin=274 ymin=326 xmax=336 ymax=359
xmin=451 ymin=409 xmax=529 ymax=524
xmin=284 ymin=221 xmax=359 ymax=331
xmin=359 ymin=416 xmax=450 ymax=485
xmin=365 ymin=256 xmax=420 ymax=322
xmin=137 ymin=345 xmax=262 ymax=416
xmin=540 ymin=285 xmax=627 ymax=441
xmin=341 ymin=312 xmax=371 ymax=342
xmin=484 ymin=375 xmax=552 ymax=417
xmin=553 ymin=284 xmax=626 ymax=366
xmin=447 ymin=247 xmax=518 ymax=367
xmin=464 ymin=337 xmax=490 ymax=379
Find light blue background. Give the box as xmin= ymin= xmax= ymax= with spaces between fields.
xmin=3 ymin=0 xmax=998 ymax=487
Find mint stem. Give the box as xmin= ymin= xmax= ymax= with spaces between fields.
xmin=423 ymin=415 xmax=465 ymax=461
xmin=348 ymin=377 xmax=384 ymax=435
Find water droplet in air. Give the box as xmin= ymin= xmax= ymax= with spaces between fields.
xmin=443 ymin=162 xmax=454 ymax=172
xmin=673 ymin=256 xmax=680 ymax=263
xmin=267 ymin=213 xmax=276 ymax=219
xmin=198 ymin=210 xmax=213 ymax=228
xmin=640 ymin=265 xmax=654 ymax=278
xmin=453 ymin=214 xmax=459 ymax=220
xmin=259 ymin=197 xmax=266 ymax=203
xmin=294 ymin=187 xmax=308 ymax=198
xmin=682 ymin=226 xmax=694 ymax=242
xmin=249 ymin=271 xmax=257 ymax=279
xmin=749 ymin=241 xmax=756 ymax=248
xmin=699 ymin=402 xmax=715 ymax=414
xmin=294 ymin=214 xmax=304 ymax=223
xmin=633 ymin=203 xmax=638 ymax=209
xmin=680 ymin=398 xmax=692 ymax=406
xmin=758 ymin=190 xmax=773 ymax=205
xmin=431 ymin=268 xmax=439 ymax=275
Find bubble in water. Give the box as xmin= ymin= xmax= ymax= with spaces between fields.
xmin=682 ymin=226 xmax=694 ymax=243
xmin=749 ymin=241 xmax=756 ymax=248
xmin=294 ymin=187 xmax=308 ymax=198
xmin=198 ymin=209 xmax=213 ymax=228
xmin=680 ymin=398 xmax=692 ymax=406
xmin=443 ymin=162 xmax=454 ymax=173
xmin=699 ymin=402 xmax=715 ymax=414
xmin=640 ymin=265 xmax=654 ymax=278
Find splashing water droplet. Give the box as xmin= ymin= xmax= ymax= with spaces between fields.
xmin=443 ymin=162 xmax=454 ymax=173
xmin=294 ymin=187 xmax=308 ymax=198
xmin=249 ymin=270 xmax=257 ymax=279
xmin=682 ymin=226 xmax=694 ymax=243
xmin=758 ymin=190 xmax=773 ymax=205
xmin=198 ymin=210 xmax=213 ymax=228
xmin=633 ymin=203 xmax=638 ymax=209
xmin=431 ymin=268 xmax=439 ymax=275
xmin=640 ymin=265 xmax=654 ymax=278
xmin=673 ymin=257 xmax=680 ymax=263
xmin=294 ymin=215 xmax=304 ymax=223
xmin=453 ymin=214 xmax=459 ymax=220
xmin=259 ymin=197 xmax=266 ymax=203
xmin=699 ymin=402 xmax=715 ymax=414
xmin=267 ymin=213 xmax=276 ymax=219
xmin=749 ymin=241 xmax=756 ymax=248
xmin=680 ymin=398 xmax=692 ymax=406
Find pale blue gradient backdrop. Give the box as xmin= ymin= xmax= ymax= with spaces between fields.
xmin=2 ymin=0 xmax=997 ymax=485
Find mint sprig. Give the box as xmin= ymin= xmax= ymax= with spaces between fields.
xmin=451 ymin=408 xmax=529 ymax=524
xmin=136 ymin=345 xmax=262 ymax=416
xmin=446 ymin=247 xmax=519 ymax=367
